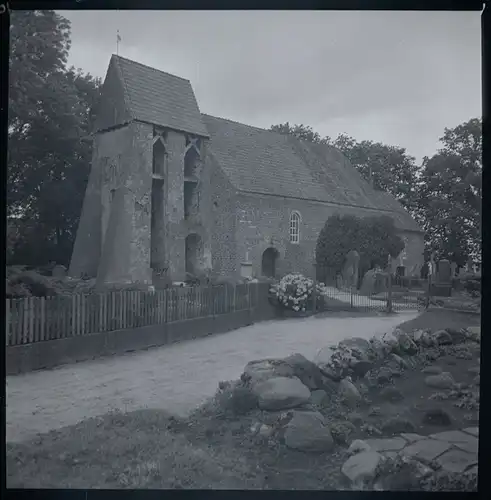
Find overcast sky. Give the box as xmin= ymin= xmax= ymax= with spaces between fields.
xmin=60 ymin=10 xmax=481 ymax=162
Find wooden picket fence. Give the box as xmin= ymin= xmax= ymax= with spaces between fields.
xmin=6 ymin=283 xmax=264 ymax=346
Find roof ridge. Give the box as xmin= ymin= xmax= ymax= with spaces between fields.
xmin=112 ymin=55 xmax=135 ymax=121
xmin=202 ymin=113 xmax=284 ymax=136
xmin=111 ymin=54 xmax=191 ymax=83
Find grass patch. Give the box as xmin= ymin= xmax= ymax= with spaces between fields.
xmin=397 ymin=309 xmax=480 ymax=333
xmin=7 ymin=308 xmax=480 ymax=490
xmin=6 ymin=409 xmax=265 ymax=489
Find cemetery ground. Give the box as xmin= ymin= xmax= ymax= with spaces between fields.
xmin=6 ymin=309 xmax=480 ymax=490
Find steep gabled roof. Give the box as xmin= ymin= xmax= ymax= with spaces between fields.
xmin=203 ymin=114 xmax=422 ymax=233
xmin=104 ymin=55 xmax=209 ymax=137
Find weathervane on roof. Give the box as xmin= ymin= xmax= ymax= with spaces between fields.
xmin=116 ymin=30 xmax=121 ymax=56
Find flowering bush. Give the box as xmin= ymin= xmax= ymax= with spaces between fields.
xmin=269 ymin=273 xmax=328 ymax=312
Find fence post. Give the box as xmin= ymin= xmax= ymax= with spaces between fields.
xmin=387 ymin=271 xmax=393 ymax=313
xmin=425 ymin=274 xmax=432 ymax=310
xmin=6 ymin=299 xmax=10 ymax=346
xmin=312 ymin=263 xmax=317 ymax=313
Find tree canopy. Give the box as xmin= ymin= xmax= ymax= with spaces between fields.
xmin=315 ymin=214 xmax=404 ymax=280
xmin=271 ymin=118 xmax=482 ymax=264
xmin=8 ymin=10 xmax=101 ymax=266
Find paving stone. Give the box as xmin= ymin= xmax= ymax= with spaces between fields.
xmin=401 ymin=438 xmax=452 ymax=461
xmin=365 ymin=437 xmax=406 ymax=452
xmin=400 ymin=432 xmax=426 ymax=443
xmin=348 ymin=439 xmax=371 ymax=454
xmin=341 ymin=451 xmax=382 ymax=484
xmin=463 ymin=427 xmax=479 ymax=437
xmin=436 ymin=448 xmax=478 ymax=473
xmin=429 ymin=430 xmax=479 ymax=454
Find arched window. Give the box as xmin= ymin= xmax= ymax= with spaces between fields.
xmin=289 ymin=211 xmax=301 ymax=244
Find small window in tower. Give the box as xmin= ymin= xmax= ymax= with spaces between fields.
xmin=289 ymin=211 xmax=301 ymax=244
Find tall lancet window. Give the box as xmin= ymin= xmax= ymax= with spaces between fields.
xmin=289 ymin=211 xmax=301 ymax=244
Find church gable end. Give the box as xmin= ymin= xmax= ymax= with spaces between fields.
xmin=92 ymin=56 xmax=133 ymax=133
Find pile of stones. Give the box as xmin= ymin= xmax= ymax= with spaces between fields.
xmin=209 ymin=325 xmax=480 ymax=490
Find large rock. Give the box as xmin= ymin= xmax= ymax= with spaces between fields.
xmin=283 ymin=410 xmax=334 ymax=452
xmin=381 ymin=416 xmax=416 ymax=434
xmin=425 ymin=372 xmax=454 ymax=389
xmin=389 ymin=353 xmax=408 ymax=370
xmin=309 ymin=389 xmax=329 ymax=407
xmin=280 ymin=353 xmax=327 ymax=390
xmin=242 ymin=353 xmax=327 ymax=390
xmin=445 ymin=328 xmax=466 ymax=344
xmin=432 ymin=330 xmax=453 ymax=346
xmin=315 ymin=338 xmax=374 ymax=381
xmin=395 ymin=331 xmax=418 ymax=355
xmin=329 ymin=420 xmax=356 ymax=445
xmin=339 ymin=337 xmax=370 ymax=355
xmin=338 ymin=378 xmax=363 ymax=407
xmin=464 ymin=326 xmax=480 ymax=343
xmin=315 ymin=345 xmax=352 ymax=380
xmin=341 ymin=451 xmax=383 ymax=484
xmin=242 ymin=359 xmax=290 ymax=385
xmin=369 ymin=336 xmax=391 ymax=361
xmin=423 ymin=408 xmax=452 ymax=426
xmin=382 ymin=330 xmax=399 ymax=349
xmin=253 ymin=376 xmax=311 ymax=411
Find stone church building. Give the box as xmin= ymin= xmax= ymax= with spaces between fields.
xmin=69 ymin=55 xmax=424 ymax=286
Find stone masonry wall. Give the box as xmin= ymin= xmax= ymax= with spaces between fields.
xmin=209 ymin=153 xmax=239 ymax=278
xmin=235 ymin=192 xmax=425 ymax=279
xmin=97 ymin=121 xmax=154 ymax=285
xmin=164 ymin=130 xmax=187 ymax=281
xmin=69 ymin=141 xmax=103 ymax=278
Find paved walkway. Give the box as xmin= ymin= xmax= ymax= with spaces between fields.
xmin=344 ymin=428 xmax=479 ymax=484
xmin=6 ymin=311 xmax=418 ymax=443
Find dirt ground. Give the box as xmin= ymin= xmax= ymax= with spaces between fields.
xmin=6 ymin=311 xmax=417 ymax=443
xmin=6 ymin=310 xmax=480 ymax=489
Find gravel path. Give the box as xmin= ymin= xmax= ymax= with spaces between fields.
xmin=6 ymin=312 xmax=418 ymax=443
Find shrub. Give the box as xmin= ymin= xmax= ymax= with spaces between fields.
xmin=315 ymin=214 xmax=405 ymax=280
xmin=269 ymin=273 xmax=327 ymax=312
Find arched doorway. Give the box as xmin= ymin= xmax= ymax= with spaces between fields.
xmin=185 ymin=233 xmax=203 ymax=277
xmin=261 ymin=247 xmax=279 ymax=278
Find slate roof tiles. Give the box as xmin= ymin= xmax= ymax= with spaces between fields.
xmin=108 ymin=56 xmax=421 ymax=233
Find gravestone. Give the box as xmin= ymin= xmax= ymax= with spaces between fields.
xmin=342 ymin=250 xmax=360 ymax=289
xmin=450 ymin=261 xmax=457 ymax=278
xmin=431 ymin=259 xmax=452 ymax=297
xmin=359 ymin=269 xmax=387 ymax=296
xmin=437 ymin=259 xmax=451 ymax=284
xmin=52 ymin=265 xmax=67 ymax=279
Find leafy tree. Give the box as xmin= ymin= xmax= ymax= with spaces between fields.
xmin=415 ymin=118 xmax=481 ymax=265
xmin=315 ymin=214 xmax=404 ymax=284
xmin=331 ymin=135 xmax=420 ymax=213
xmin=8 ymin=10 xmax=101 ymax=266
xmin=270 ymin=122 xmax=331 ymax=145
